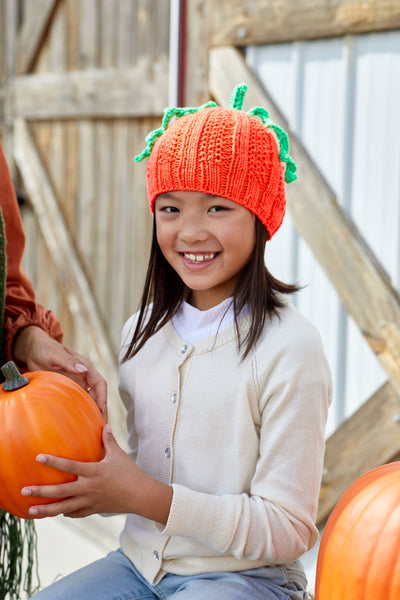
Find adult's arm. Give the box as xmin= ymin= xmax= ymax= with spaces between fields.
xmin=0 ymin=142 xmax=63 ymax=360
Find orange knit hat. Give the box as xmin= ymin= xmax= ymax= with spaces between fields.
xmin=135 ymin=84 xmax=297 ymax=239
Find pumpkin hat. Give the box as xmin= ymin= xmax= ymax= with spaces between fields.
xmin=134 ymin=83 xmax=297 ymax=240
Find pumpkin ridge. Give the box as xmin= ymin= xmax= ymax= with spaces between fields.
xmin=366 ymin=502 xmax=400 ymax=600
xmin=389 ymin=539 xmax=400 ymax=600
xmin=344 ymin=476 xmax=400 ymax=600
xmin=329 ymin=483 xmax=386 ymax=599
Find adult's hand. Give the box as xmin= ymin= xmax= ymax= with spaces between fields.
xmin=13 ymin=326 xmax=107 ymax=419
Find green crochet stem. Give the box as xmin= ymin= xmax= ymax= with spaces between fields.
xmin=0 ymin=509 xmax=40 ymax=600
xmin=134 ymin=83 xmax=297 ymax=184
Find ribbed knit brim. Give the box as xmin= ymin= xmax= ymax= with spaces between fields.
xmin=146 ymin=106 xmax=286 ymax=239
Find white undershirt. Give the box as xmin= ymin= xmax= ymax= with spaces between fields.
xmin=172 ymin=297 xmax=239 ymax=343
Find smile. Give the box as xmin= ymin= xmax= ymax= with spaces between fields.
xmin=183 ymin=253 xmax=217 ymax=263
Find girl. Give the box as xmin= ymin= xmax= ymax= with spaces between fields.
xmin=26 ymin=84 xmax=331 ymax=600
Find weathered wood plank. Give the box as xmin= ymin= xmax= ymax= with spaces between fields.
xmin=77 ymin=0 xmax=98 ymax=310
xmin=17 ymin=0 xmax=59 ymax=73
xmin=0 ymin=0 xmax=18 ymax=170
xmin=107 ymin=0 xmax=133 ymax=351
xmin=2 ymin=0 xmax=18 ymax=78
xmin=317 ymin=380 xmax=400 ymax=525
xmin=13 ymin=119 xmax=128 ymax=448
xmin=209 ymin=0 xmax=400 ymax=47
xmin=5 ymin=65 xmax=169 ymax=120
xmin=184 ymin=0 xmax=210 ymax=106
xmin=210 ymin=46 xmax=400 ymax=396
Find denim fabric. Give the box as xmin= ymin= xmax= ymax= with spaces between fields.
xmin=30 ymin=549 xmax=308 ymax=600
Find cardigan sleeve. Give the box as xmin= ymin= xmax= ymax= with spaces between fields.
xmin=0 ymin=142 xmax=63 ymax=361
xmin=160 ymin=321 xmax=332 ymax=564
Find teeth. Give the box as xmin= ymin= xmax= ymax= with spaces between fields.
xmin=184 ymin=253 xmax=215 ymax=262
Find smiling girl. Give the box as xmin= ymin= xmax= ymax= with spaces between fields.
xmin=27 ymin=84 xmax=331 ymax=600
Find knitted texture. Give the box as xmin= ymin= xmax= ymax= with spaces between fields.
xmin=136 ymin=84 xmax=297 ymax=239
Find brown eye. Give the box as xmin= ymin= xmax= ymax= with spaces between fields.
xmin=209 ymin=206 xmax=227 ymax=213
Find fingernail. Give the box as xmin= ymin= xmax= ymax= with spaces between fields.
xmin=21 ymin=488 xmax=32 ymax=496
xmin=74 ymin=363 xmax=88 ymax=373
xmin=29 ymin=508 xmax=39 ymax=516
xmin=36 ymin=454 xmax=46 ymax=464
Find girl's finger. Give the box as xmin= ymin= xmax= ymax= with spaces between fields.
xmin=28 ymin=496 xmax=84 ymax=518
xmin=21 ymin=480 xmax=76 ymax=499
xmin=35 ymin=453 xmax=88 ymax=476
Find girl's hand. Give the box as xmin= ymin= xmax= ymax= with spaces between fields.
xmin=13 ymin=326 xmax=107 ymax=419
xmin=21 ymin=425 xmax=172 ymax=524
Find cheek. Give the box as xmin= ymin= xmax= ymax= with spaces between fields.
xmin=156 ymin=227 xmax=174 ymax=259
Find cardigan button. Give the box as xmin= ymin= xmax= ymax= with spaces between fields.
xmin=164 ymin=448 xmax=171 ymax=458
xmin=153 ymin=550 xmax=159 ymax=560
xmin=181 ymin=344 xmax=188 ymax=354
xmin=171 ymin=393 xmax=177 ymax=403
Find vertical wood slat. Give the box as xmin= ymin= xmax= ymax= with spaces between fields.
xmin=108 ymin=0 xmax=132 ymax=351
xmin=184 ymin=0 xmax=209 ymax=106
xmin=93 ymin=0 xmax=114 ymax=327
xmin=17 ymin=0 xmax=59 ymax=73
xmin=1 ymin=0 xmax=18 ymax=169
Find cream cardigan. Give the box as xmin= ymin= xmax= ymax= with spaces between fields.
xmin=118 ymin=302 xmax=332 ymax=584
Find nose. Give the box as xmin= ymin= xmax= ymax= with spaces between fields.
xmin=178 ymin=213 xmax=208 ymax=243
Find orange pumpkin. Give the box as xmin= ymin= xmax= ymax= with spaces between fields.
xmin=315 ymin=462 xmax=400 ymax=600
xmin=0 ymin=361 xmax=105 ymax=519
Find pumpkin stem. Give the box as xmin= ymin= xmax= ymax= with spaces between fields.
xmin=1 ymin=361 xmax=29 ymax=391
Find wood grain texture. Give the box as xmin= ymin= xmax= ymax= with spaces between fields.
xmin=209 ymin=0 xmax=400 ymax=47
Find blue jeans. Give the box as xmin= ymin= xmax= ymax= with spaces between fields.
xmin=30 ymin=549 xmax=308 ymax=600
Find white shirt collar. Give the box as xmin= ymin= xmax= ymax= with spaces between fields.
xmin=172 ymin=297 xmax=237 ymax=343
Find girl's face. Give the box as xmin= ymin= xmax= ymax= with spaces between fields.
xmin=155 ymin=191 xmax=256 ymax=310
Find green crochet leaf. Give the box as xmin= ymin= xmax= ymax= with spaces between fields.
xmin=134 ymin=101 xmax=217 ymax=163
xmin=247 ymin=106 xmax=297 ymax=183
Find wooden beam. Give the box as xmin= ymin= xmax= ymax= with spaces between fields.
xmin=4 ymin=63 xmax=169 ymax=121
xmin=209 ymin=0 xmax=400 ymax=47
xmin=210 ymin=46 xmax=400 ymax=395
xmin=13 ymin=119 xmax=128 ymax=447
xmin=317 ymin=380 xmax=400 ymax=525
xmin=17 ymin=0 xmax=60 ymax=74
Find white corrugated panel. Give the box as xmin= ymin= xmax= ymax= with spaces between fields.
xmin=247 ymin=30 xmax=400 ymax=433
xmin=345 ymin=31 xmax=400 ymax=416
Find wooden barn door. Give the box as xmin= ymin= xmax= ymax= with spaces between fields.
xmin=0 ymin=0 xmax=175 ymax=442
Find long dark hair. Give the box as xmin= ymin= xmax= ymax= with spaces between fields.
xmin=122 ymin=218 xmax=299 ymax=362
